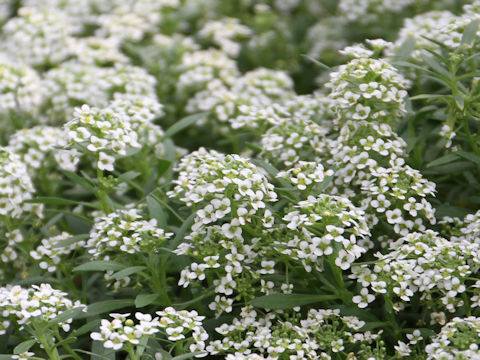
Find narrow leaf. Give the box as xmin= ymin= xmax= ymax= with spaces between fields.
xmin=78 ymin=299 xmax=135 ymax=318
xmin=169 ymin=212 xmax=195 ymax=249
xmin=426 ymin=153 xmax=459 ymax=168
xmin=118 ymin=171 xmax=141 ymax=182
xmin=62 ymin=170 xmax=95 ymax=191
xmin=172 ymin=352 xmax=206 ymax=360
xmin=73 ymin=261 xmax=126 ymax=272
xmin=394 ymin=37 xmax=415 ymax=62
xmin=163 ymin=112 xmax=208 ymax=139
xmin=71 ymin=319 xmax=102 ymax=337
xmin=110 ymin=266 xmax=146 ymax=281
xmin=25 ymin=197 xmax=100 ymax=209
xmin=249 ymin=293 xmax=338 ymax=310
xmin=48 ymin=306 xmax=86 ymax=326
xmin=301 ymin=54 xmax=331 ymax=70
xmin=461 ymin=19 xmax=480 ymax=45
xmin=455 ymin=94 xmax=465 ymax=110
xmin=52 ymin=234 xmax=89 ymax=249
xmin=147 ymin=195 xmax=167 ymax=228
xmin=456 ymin=150 xmax=480 ymax=167
xmin=14 ymin=340 xmax=36 ymax=355
xmin=135 ymin=293 xmax=159 ymax=308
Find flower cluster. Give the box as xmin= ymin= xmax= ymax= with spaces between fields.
xmin=30 ymin=232 xmax=85 ymax=273
xmin=64 ymin=95 xmax=163 ymax=171
xmin=0 ymin=148 xmax=37 ymax=218
xmin=186 ymin=68 xmax=294 ymax=128
xmin=280 ymin=194 xmax=370 ymax=272
xmin=0 ymin=283 xmax=86 ymax=331
xmin=1 ymin=7 xmax=75 ymax=67
xmin=91 ymin=312 xmax=161 ymax=351
xmin=169 ymin=147 xmax=277 ymax=230
xmin=208 ymin=306 xmax=385 ymax=359
xmin=91 ymin=308 xmax=208 ymax=356
xmin=42 ymin=62 xmax=157 ymax=122
xmin=0 ymin=56 xmax=42 ymax=116
xmin=350 ymin=230 xmax=480 ymax=312
xmin=198 ymin=17 xmax=251 ymax=57
xmin=326 ymin=56 xmax=410 ymax=127
xmin=425 ymin=316 xmax=480 ymax=359
xmin=7 ymin=126 xmax=80 ymax=174
xmin=277 ymin=161 xmax=333 ymax=191
xmin=87 ymin=208 xmax=173 ymax=260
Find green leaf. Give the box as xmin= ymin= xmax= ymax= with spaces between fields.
xmin=147 ymin=195 xmax=167 ymax=228
xmin=462 ymin=19 xmax=480 ymax=45
xmin=110 ymin=266 xmax=146 ymax=281
xmin=13 ymin=339 xmax=36 ymax=355
xmin=172 ymin=352 xmax=206 ymax=360
xmin=249 ymin=293 xmax=338 ymax=310
xmin=394 ymin=37 xmax=415 ymax=62
xmin=25 ymin=197 xmax=100 ymax=209
xmin=426 ymin=153 xmax=459 ymax=168
xmin=73 ymin=261 xmax=126 ymax=272
xmin=409 ymin=94 xmax=445 ymax=101
xmin=301 ymin=54 xmax=331 ymax=71
xmin=163 ymin=112 xmax=208 ymax=139
xmin=48 ymin=306 xmax=86 ymax=326
xmin=169 ymin=212 xmax=195 ymax=249
xmin=135 ymin=293 xmax=159 ymax=308
xmin=456 ymin=150 xmax=480 ymax=167
xmin=62 ymin=170 xmax=95 ymax=191
xmin=251 ymin=159 xmax=279 ymax=177
xmin=79 ymin=299 xmax=135 ymax=318
xmin=118 ymin=171 xmax=141 ymax=182
xmin=157 ymin=159 xmax=172 ymax=177
xmin=52 ymin=234 xmax=89 ymax=249
xmin=435 ymin=205 xmax=471 ymax=219
xmin=0 ymin=356 xmax=13 ymax=359
xmin=455 ymin=94 xmax=465 ymax=110
xmin=71 ymin=319 xmax=102 ymax=337
xmin=174 ymin=289 xmax=215 ymax=309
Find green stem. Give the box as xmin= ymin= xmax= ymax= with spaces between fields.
xmin=54 ymin=329 xmax=82 ymax=360
xmin=34 ymin=325 xmax=61 ymax=360
xmin=463 ymin=116 xmax=480 ymax=155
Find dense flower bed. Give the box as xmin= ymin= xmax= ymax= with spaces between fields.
xmin=0 ymin=0 xmax=480 ymax=359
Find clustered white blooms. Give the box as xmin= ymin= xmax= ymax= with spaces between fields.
xmin=186 ymin=68 xmax=295 ymax=127
xmin=42 ymin=62 xmax=157 ymax=122
xmin=96 ymin=0 xmax=180 ymax=41
xmin=176 ymin=49 xmax=239 ymax=96
xmin=87 ymin=208 xmax=173 ymax=260
xmin=425 ymin=316 xmax=480 ymax=359
xmin=169 ymin=147 xmax=277 ymax=231
xmin=260 ymin=109 xmax=330 ymax=167
xmin=198 ymin=17 xmax=251 ymax=57
xmin=91 ymin=308 xmax=208 ymax=356
xmin=0 ymin=147 xmax=38 ymax=218
xmin=280 ymin=194 xmax=370 ymax=272
xmin=277 ymin=161 xmax=334 ymax=191
xmin=387 ymin=6 xmax=480 ymax=63
xmin=170 ymin=148 xmax=279 ymax=314
xmin=350 ymin=230 xmax=480 ymax=312
xmin=325 ymin=120 xmax=437 ymax=236
xmin=64 ymin=94 xmax=163 ymax=172
xmin=7 ymin=126 xmax=80 ymax=174
xmin=338 ymin=0 xmax=416 ymax=23
xmin=30 ymin=232 xmax=86 ymax=273
xmin=326 ymin=55 xmax=410 ymax=128
xmin=0 ymin=283 xmax=86 ymax=331
xmin=207 ymin=306 xmax=384 ymax=359
xmin=0 ymin=56 xmax=42 ymax=116
xmin=1 ymin=7 xmax=75 ymax=67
